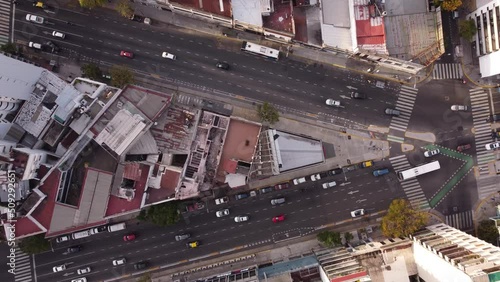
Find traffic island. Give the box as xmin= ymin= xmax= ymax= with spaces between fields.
xmin=401 ymin=143 xmax=414 ymax=152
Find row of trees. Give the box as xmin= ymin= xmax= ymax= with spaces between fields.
xmin=79 ymin=0 xmax=134 ymax=18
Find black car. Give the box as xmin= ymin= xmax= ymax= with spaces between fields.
xmin=489 ymin=114 xmax=500 ymax=122
xmin=260 ymin=187 xmax=273 ymax=194
xmin=328 ymin=168 xmax=343 ymax=176
xmin=45 ymin=41 xmax=59 ymax=53
xmin=215 ymin=62 xmax=230 ymax=70
xmin=235 ymin=193 xmax=249 ymax=200
xmin=66 ymin=245 xmax=81 ymax=254
xmin=130 ymin=14 xmax=144 ymax=22
xmin=350 ymin=92 xmax=366 ymax=99
xmin=134 ymin=261 xmax=148 ymax=270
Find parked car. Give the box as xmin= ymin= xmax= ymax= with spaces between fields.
xmin=456 ymin=144 xmax=471 ymax=152
xmin=492 ymin=130 xmax=500 ymax=138
xmin=234 ymin=215 xmax=249 ymax=222
xmin=123 ymin=233 xmax=136 ymax=242
xmin=56 ymin=235 xmax=70 ymax=243
xmin=328 ymin=168 xmax=343 ymax=176
xmin=350 ymin=209 xmax=365 ymax=218
xmin=235 ymin=193 xmax=249 ymax=200
xmin=361 ymin=160 xmax=373 ymax=168
xmin=129 ymin=14 xmax=144 ymax=22
xmin=271 ymin=198 xmax=286 ymax=205
xmin=350 ymin=92 xmax=366 ymax=99
xmin=485 ymin=142 xmax=500 ymax=150
xmin=215 ymin=196 xmax=229 ymax=205
xmin=216 ymin=209 xmax=230 ymax=217
xmin=384 ymin=108 xmax=400 ymax=116
xmin=451 ymin=105 xmax=468 ymax=111
xmin=28 ymin=42 xmax=42 ymax=50
xmin=489 ymin=114 xmax=500 ymax=122
xmin=424 ymin=149 xmax=440 ymax=157
xmin=260 ymin=186 xmax=274 ymax=194
xmin=325 ymin=99 xmax=341 ymax=107
xmin=322 ymin=181 xmax=337 ymax=189
xmin=134 ymin=261 xmax=148 ymax=270
xmin=77 ymin=267 xmax=91 ymax=275
xmin=175 ymin=233 xmax=191 ymax=241
xmin=120 ymin=50 xmax=134 ymax=58
xmin=162 ymin=52 xmax=176 ymax=60
xmin=33 ymin=1 xmax=47 ymax=9
xmin=71 ymin=278 xmax=87 ymax=282
xmin=66 ymin=245 xmax=81 ymax=254
xmin=310 ymin=174 xmax=321 ymax=181
xmin=45 ymin=40 xmax=59 ymax=53
xmin=53 ymin=264 xmax=66 ymax=273
xmin=372 ymin=168 xmax=390 ymax=177
xmin=216 ymin=62 xmax=230 ymax=70
xmin=185 ymin=201 xmax=204 ymax=212
xmin=26 ymin=14 xmax=44 ymax=24
xmin=292 ymin=177 xmax=306 ymax=185
xmin=52 ymin=31 xmax=65 ymax=39
xmin=187 ymin=241 xmax=200 ymax=248
xmin=274 ymin=183 xmax=289 ymax=190
xmin=112 ymin=258 xmax=126 ymax=266
xmin=272 ymin=214 xmax=285 ymax=223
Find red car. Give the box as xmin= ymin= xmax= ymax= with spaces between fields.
xmin=457 ymin=144 xmax=471 ymax=152
xmin=274 ymin=183 xmax=289 ymax=190
xmin=120 ymin=51 xmax=134 ymax=58
xmin=123 ymin=233 xmax=136 ymax=241
xmin=272 ymin=214 xmax=285 ymax=223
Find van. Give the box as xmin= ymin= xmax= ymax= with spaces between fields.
xmin=107 ymin=222 xmax=126 ymax=232
xmin=71 ymin=230 xmax=91 ymax=240
xmin=271 ymin=198 xmax=285 ymax=205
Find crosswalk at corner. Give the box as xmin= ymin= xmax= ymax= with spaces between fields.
xmin=389 ymin=155 xmax=430 ymax=211
xmin=174 ymin=93 xmax=203 ymax=107
xmin=432 ymin=63 xmax=463 ymax=80
xmin=0 ymin=0 xmax=13 ymax=45
xmin=469 ymin=88 xmax=494 ymax=175
xmin=445 ymin=210 xmax=473 ymax=231
xmin=14 ymin=247 xmax=33 ymax=282
xmin=389 ymin=85 xmax=418 ymax=132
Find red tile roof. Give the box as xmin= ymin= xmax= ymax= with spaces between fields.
xmin=123 ymin=163 xmax=142 ymax=181
xmin=147 ymin=169 xmax=180 ymax=204
xmin=262 ymin=0 xmax=294 ymax=34
xmin=31 ymin=169 xmax=61 ymax=231
xmin=170 ymin=0 xmax=231 ymax=18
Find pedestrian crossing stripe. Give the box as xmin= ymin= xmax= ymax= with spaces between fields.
xmin=432 ymin=63 xmax=463 ymax=79
xmin=477 ymin=154 xmax=496 ymax=163
xmin=387 ymin=135 xmax=404 ymax=143
xmin=445 ymin=211 xmax=473 ymax=231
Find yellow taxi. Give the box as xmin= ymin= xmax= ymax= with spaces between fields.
xmin=33 ymin=2 xmax=47 ymax=9
xmin=361 ymin=160 xmax=373 ymax=168
xmin=187 ymin=241 xmax=199 ymax=248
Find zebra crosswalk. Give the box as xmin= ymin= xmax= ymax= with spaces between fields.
xmin=13 ymin=247 xmax=33 ymax=282
xmin=389 ymin=155 xmax=430 ymax=210
xmin=174 ymin=93 xmax=203 ymax=107
xmin=432 ymin=63 xmax=463 ymax=79
xmin=477 ymin=177 xmax=499 ymax=200
xmin=445 ymin=210 xmax=474 ymax=231
xmin=389 ymin=85 xmax=418 ymax=132
xmin=469 ymin=88 xmax=494 ymax=175
xmin=0 ymin=0 xmax=12 ymax=46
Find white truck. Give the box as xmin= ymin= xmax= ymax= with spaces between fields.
xmin=215 ymin=197 xmax=229 ymax=205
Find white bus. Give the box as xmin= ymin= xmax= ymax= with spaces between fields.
xmin=241 ymin=41 xmax=280 ymax=60
xmin=397 ymin=161 xmax=440 ymax=181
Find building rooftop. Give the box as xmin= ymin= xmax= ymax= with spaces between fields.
xmin=320 ymin=0 xmax=356 ymax=51
xmin=232 ymin=0 xmax=263 ymax=27
xmin=151 ymin=105 xmax=197 ymax=154
xmin=0 ymin=54 xmax=44 ymax=101
xmin=146 ymin=166 xmax=180 ymax=205
xmin=262 ymin=0 xmax=294 ymax=34
xmin=170 ymin=0 xmax=232 ymax=18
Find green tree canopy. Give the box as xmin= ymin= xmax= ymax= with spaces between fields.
xmin=317 ymin=230 xmax=342 ymax=248
xmin=0 ymin=43 xmax=18 ymax=54
xmin=19 ymin=234 xmax=50 ymax=255
xmin=81 ymin=63 xmax=103 ymax=81
xmin=381 ymin=199 xmax=428 ymax=238
xmin=477 ymin=220 xmax=499 ymax=245
xmin=256 ymin=102 xmax=280 ymax=124
xmin=110 ymin=65 xmax=135 ymax=88
xmin=79 ymin=0 xmax=107 ymax=9
xmin=344 ymin=232 xmax=354 ymax=243
xmin=459 ymin=19 xmax=477 ymax=42
xmin=116 ymin=0 xmax=134 ymax=18
xmin=140 ymin=202 xmax=180 ymax=226
xmin=441 ymin=0 xmax=462 ymax=11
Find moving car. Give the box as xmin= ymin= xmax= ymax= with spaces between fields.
xmin=350 ymin=92 xmax=366 ymax=99
xmin=235 ymin=193 xmax=249 ymax=200
xmin=25 ymin=14 xmax=44 ymax=24
xmin=112 ymin=258 xmax=126 ymax=266
xmin=216 ymin=62 xmax=230 ymax=70
xmin=52 ymin=31 xmax=66 ymax=39
xmin=162 ymin=52 xmax=176 ymax=60
xmin=215 ymin=196 xmax=229 ymax=205
xmin=485 ymin=142 xmax=500 ymax=150
xmin=451 ymin=105 xmax=468 ymax=111
xmin=274 ymin=183 xmax=289 ymax=190
xmin=53 ymin=264 xmax=66 ymax=273
xmin=216 ymin=209 xmax=230 ymax=217
xmin=187 ymin=241 xmax=199 ymax=248
xmin=66 ymin=245 xmax=81 ymax=254
xmin=457 ymin=144 xmax=471 ymax=152
xmin=292 ymin=177 xmax=306 ymax=185
xmin=45 ymin=40 xmax=59 ymax=53
xmin=260 ymin=186 xmax=274 ymax=194
xmin=28 ymin=42 xmax=42 ymax=50
xmin=33 ymin=2 xmax=47 ymax=9
xmin=372 ymin=168 xmax=390 ymax=177
xmin=55 ymin=235 xmax=70 ymax=243
xmin=134 ymin=261 xmax=148 ymax=270
xmin=322 ymin=181 xmax=337 ymax=189
xmin=77 ymin=267 xmax=91 ymax=275
xmin=350 ymin=209 xmax=365 ymax=218
xmin=384 ymin=108 xmax=400 ymax=116
xmin=120 ymin=51 xmax=134 ymax=58
xmin=234 ymin=215 xmax=249 ymax=222
xmin=424 ymin=149 xmax=440 ymax=157
xmin=271 ymin=198 xmax=285 ymax=205
xmin=175 ymin=233 xmax=191 ymax=241
xmin=123 ymin=233 xmax=136 ymax=241
xmin=310 ymin=174 xmax=321 ymax=181
xmin=272 ymin=214 xmax=285 ymax=223
xmin=325 ymin=99 xmax=341 ymax=107
xmin=71 ymin=278 xmax=87 ymax=282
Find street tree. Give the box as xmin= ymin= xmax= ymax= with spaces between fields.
xmin=0 ymin=43 xmax=18 ymax=54
xmin=317 ymin=230 xmax=342 ymax=248
xmin=381 ymin=199 xmax=428 ymax=238
xmin=141 ymin=202 xmax=180 ymax=226
xmin=477 ymin=220 xmax=499 ymax=245
xmin=116 ymin=0 xmax=134 ymax=18
xmin=344 ymin=232 xmax=354 ymax=243
xmin=19 ymin=234 xmax=51 ymax=255
xmin=256 ymin=102 xmax=280 ymax=125
xmin=110 ymin=65 xmax=135 ymax=88
xmin=459 ymin=19 xmax=477 ymax=42
xmin=79 ymin=0 xmax=107 ymax=9
xmin=137 ymin=273 xmax=151 ymax=282
xmin=81 ymin=63 xmax=103 ymax=80
xmin=441 ymin=0 xmax=462 ymax=11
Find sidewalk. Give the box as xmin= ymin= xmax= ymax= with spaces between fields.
xmin=459 ymin=37 xmax=500 ymax=88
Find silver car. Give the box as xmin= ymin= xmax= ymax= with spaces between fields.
xmin=175 ymin=233 xmax=190 ymax=241
xmin=424 ymin=149 xmax=440 ymax=157
xmin=325 ymin=99 xmax=341 ymax=107
xmin=234 ymin=215 xmax=249 ymax=222
xmin=216 ymin=209 xmax=230 ymax=217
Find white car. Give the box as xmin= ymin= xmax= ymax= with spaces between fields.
xmin=424 ymin=149 xmax=440 ymax=157
xmin=112 ymin=258 xmax=126 ymax=266
xmin=28 ymin=42 xmax=42 ymax=50
xmin=310 ymin=174 xmax=321 ymax=181
xmin=292 ymin=177 xmax=306 ymax=185
xmin=350 ymin=209 xmax=365 ymax=218
xmin=215 ymin=196 xmax=229 ymax=205
xmin=234 ymin=215 xmax=249 ymax=222
xmin=325 ymin=99 xmax=341 ymax=107
xmin=52 ymin=264 xmax=66 ymax=273
xmin=52 ymin=31 xmax=66 ymax=39
xmin=55 ymin=235 xmax=70 ymax=243
xmin=26 ymin=14 xmax=44 ymax=24
xmin=71 ymin=278 xmax=87 ymax=282
xmin=77 ymin=267 xmax=91 ymax=275
xmin=485 ymin=142 xmax=500 ymax=150
xmin=451 ymin=105 xmax=468 ymax=111
xmin=162 ymin=52 xmax=176 ymax=60
xmin=322 ymin=181 xmax=336 ymax=189
xmin=216 ymin=209 xmax=229 ymax=217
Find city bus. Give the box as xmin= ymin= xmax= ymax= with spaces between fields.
xmin=241 ymin=41 xmax=280 ymax=60
xmin=397 ymin=161 xmax=440 ymax=181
